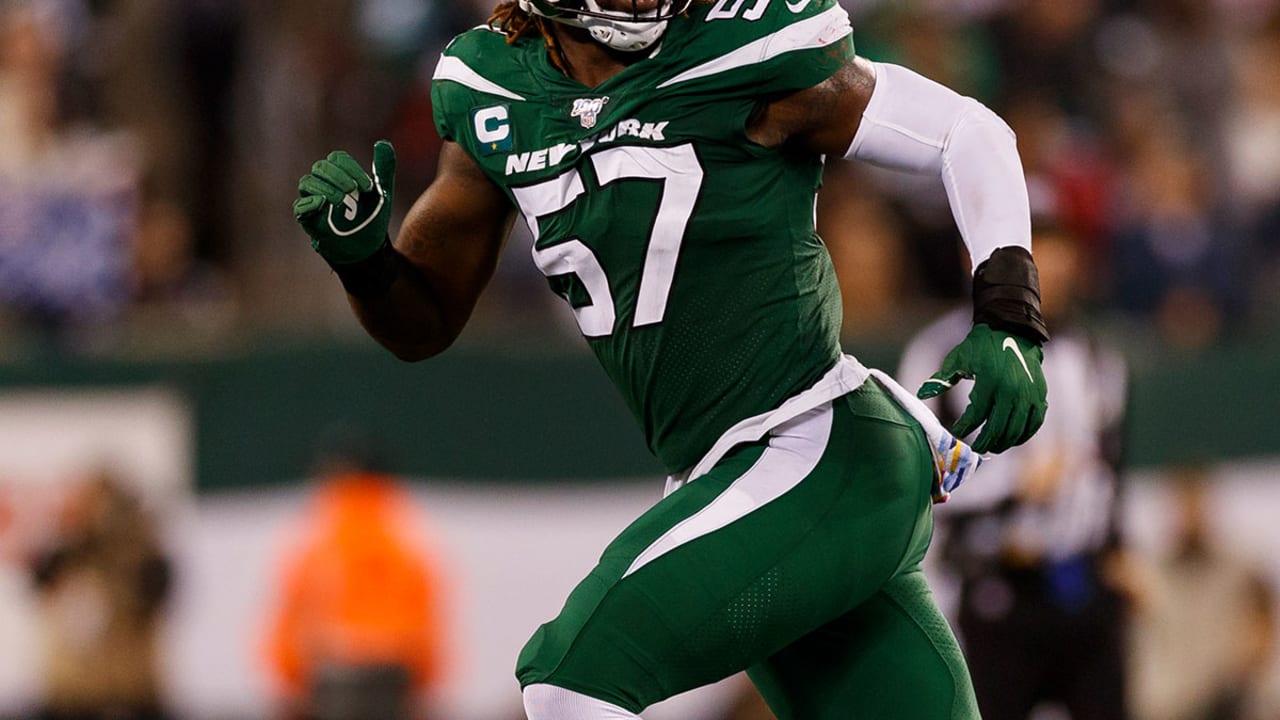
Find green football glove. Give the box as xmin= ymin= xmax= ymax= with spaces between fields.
xmin=918 ymin=323 xmax=1047 ymax=454
xmin=293 ymin=141 xmax=396 ymax=265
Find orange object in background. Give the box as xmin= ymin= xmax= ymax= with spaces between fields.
xmin=264 ymin=471 xmax=448 ymax=715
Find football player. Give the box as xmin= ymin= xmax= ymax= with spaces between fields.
xmin=293 ymin=1 xmax=1049 ymax=717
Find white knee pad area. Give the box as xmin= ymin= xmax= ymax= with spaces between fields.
xmin=522 ymin=683 xmax=642 ymax=719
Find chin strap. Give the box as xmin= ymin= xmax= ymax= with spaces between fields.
xmin=583 ymin=19 xmax=666 ymax=50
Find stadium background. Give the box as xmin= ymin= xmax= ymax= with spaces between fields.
xmin=1 ymin=0 xmax=1279 ymax=718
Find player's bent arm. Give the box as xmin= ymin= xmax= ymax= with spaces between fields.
xmin=759 ymin=57 xmax=1048 ymax=344
xmin=756 ymin=58 xmax=1051 ymax=453
xmin=844 ymin=61 xmax=1034 ymax=283
xmin=352 ymin=142 xmax=516 ymax=362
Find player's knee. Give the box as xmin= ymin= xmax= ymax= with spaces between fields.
xmin=522 ymin=683 xmax=641 ymax=720
xmin=517 ymin=623 xmax=657 ymax=713
xmin=516 ymin=585 xmax=667 ymax=710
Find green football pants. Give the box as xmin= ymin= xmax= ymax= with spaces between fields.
xmin=516 ymin=379 xmax=980 ymax=719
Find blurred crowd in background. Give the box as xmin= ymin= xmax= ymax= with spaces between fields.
xmin=5 ymin=444 xmax=1278 ymax=720
xmin=0 ymin=0 xmax=1278 ymax=355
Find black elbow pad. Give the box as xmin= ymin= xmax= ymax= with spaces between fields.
xmin=972 ymin=246 xmax=1051 ymax=344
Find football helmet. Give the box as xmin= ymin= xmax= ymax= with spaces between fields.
xmin=517 ymin=0 xmax=692 ymax=52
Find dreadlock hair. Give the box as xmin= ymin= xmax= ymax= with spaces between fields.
xmin=489 ymin=2 xmax=571 ymax=72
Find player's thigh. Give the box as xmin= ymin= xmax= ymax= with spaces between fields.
xmin=517 ymin=383 xmax=937 ymax=712
xmin=749 ymin=569 xmax=980 ymax=720
xmin=514 ymin=426 xmax=775 ymax=711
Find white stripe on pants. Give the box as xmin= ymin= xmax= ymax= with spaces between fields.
xmin=523 ymin=684 xmax=642 ymax=719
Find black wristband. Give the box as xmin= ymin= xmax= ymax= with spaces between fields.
xmin=330 ymin=236 xmax=403 ymax=299
xmin=972 ymin=246 xmax=1051 ymax=344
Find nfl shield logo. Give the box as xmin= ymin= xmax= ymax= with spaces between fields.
xmin=571 ymin=97 xmax=610 ymax=129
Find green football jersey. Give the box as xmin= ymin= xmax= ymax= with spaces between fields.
xmin=432 ymin=0 xmax=856 ymax=472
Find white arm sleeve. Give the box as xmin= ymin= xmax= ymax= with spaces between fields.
xmin=845 ymin=61 xmax=1031 ymax=271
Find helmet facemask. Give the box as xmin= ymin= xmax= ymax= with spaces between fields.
xmin=517 ymin=0 xmax=693 ymax=52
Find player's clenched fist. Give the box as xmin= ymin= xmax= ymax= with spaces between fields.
xmin=294 ymin=141 xmax=397 ymax=265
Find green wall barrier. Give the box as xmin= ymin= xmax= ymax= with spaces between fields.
xmin=0 ymin=336 xmax=1274 ymax=490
